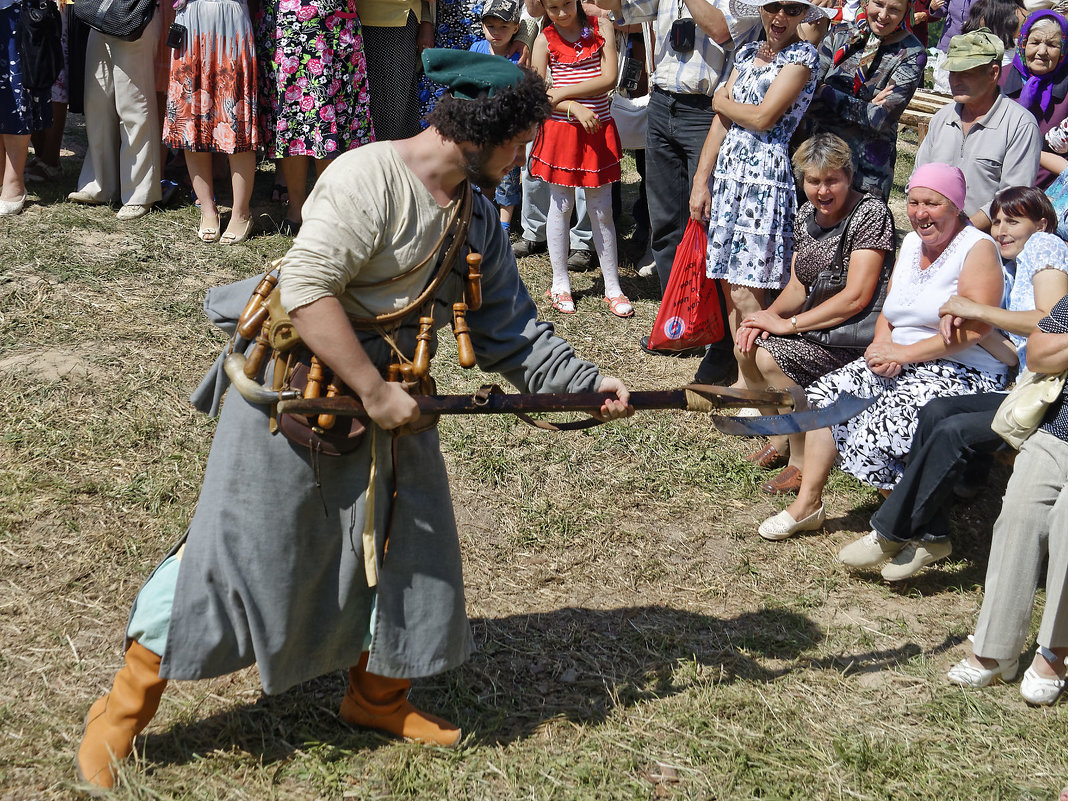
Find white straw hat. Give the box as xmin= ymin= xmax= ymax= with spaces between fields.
xmin=729 ymin=0 xmax=832 ymax=25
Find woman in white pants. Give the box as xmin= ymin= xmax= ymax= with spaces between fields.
xmin=68 ymin=15 xmax=162 ymax=220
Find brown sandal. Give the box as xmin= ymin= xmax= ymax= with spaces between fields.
xmin=761 ymin=465 xmax=802 ymax=495
xmin=745 ymin=443 xmax=785 ymax=470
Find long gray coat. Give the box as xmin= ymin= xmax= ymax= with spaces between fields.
xmin=144 ymin=188 xmax=601 ymax=694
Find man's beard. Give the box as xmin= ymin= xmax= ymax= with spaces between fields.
xmin=461 ymin=145 xmax=501 ymax=190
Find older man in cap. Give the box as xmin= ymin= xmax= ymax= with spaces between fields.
xmin=75 ymin=50 xmax=633 ymax=791
xmin=915 ymin=27 xmax=1042 ymax=230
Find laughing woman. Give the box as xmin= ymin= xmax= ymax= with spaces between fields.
xmin=802 ymin=0 xmax=926 ymax=200
xmin=757 ymin=163 xmax=1009 ymax=541
xmin=689 ymin=0 xmax=821 ymax=381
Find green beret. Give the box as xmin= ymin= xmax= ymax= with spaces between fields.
xmin=421 ymin=48 xmax=524 ymax=100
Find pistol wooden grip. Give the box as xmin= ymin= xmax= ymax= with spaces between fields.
xmin=465 ymin=253 xmax=483 ymax=311
xmin=453 ymin=302 xmax=476 ymax=369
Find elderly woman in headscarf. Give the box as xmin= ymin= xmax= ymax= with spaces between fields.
xmin=798 ymin=0 xmax=926 ymax=200
xmin=755 ymin=163 xmax=1009 ymax=541
xmin=1003 ymin=9 xmax=1068 ymax=188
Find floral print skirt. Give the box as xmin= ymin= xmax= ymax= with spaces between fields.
xmin=163 ymin=0 xmax=259 ymax=153
xmin=0 ymin=4 xmax=52 ymax=135
xmin=255 ymin=0 xmax=374 ymax=159
xmin=806 ymin=356 xmax=1005 ymax=490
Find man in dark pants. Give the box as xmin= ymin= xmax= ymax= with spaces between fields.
xmin=597 ymin=0 xmax=758 ymax=382
xmin=837 ymin=393 xmax=1009 ymax=581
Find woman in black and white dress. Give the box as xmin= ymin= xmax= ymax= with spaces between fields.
xmin=756 ymin=162 xmax=1009 ymax=541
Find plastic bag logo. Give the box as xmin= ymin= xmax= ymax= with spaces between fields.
xmin=663 ymin=317 xmax=686 ymax=340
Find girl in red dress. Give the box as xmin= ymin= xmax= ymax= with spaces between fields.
xmin=530 ymin=0 xmax=631 ymax=317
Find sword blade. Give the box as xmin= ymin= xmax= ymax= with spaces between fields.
xmin=711 ymin=393 xmax=876 ymax=436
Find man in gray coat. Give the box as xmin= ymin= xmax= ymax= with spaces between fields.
xmin=76 ymin=51 xmax=632 ymax=792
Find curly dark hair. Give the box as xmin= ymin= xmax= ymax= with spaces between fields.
xmin=427 ymin=68 xmax=552 ymax=148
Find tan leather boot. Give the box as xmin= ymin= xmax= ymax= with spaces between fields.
xmin=76 ymin=641 xmax=168 ymax=790
xmin=339 ymin=652 xmax=461 ymax=746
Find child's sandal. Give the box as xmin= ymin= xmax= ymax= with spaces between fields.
xmin=545 ymin=289 xmax=575 ymax=314
xmin=605 ymin=295 xmax=633 ymax=318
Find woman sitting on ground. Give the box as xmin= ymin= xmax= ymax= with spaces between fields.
xmin=947 ymin=292 xmax=1068 ymax=706
xmin=736 ymin=133 xmax=894 ymax=495
xmin=756 ymin=162 xmax=1009 ymax=541
xmin=838 ymin=186 xmax=1068 ymax=581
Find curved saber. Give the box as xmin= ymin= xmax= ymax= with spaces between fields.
xmin=711 ymin=393 xmax=877 ymax=436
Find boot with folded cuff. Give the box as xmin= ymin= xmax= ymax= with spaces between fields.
xmin=76 ymin=640 xmax=168 ymax=791
xmin=339 ymin=652 xmax=461 ymax=747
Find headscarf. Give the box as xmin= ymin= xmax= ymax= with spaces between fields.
xmin=1012 ymin=10 xmax=1068 ymax=114
xmin=906 ymin=163 xmax=967 ymax=213
xmin=833 ymin=0 xmax=914 ymax=95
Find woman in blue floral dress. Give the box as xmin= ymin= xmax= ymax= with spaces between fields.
xmin=690 ymin=0 xmax=821 ymax=381
xmin=255 ymin=0 xmax=375 ymax=233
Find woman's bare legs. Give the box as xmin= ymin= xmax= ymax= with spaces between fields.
xmin=281 ymin=155 xmax=331 ymax=226
xmin=728 ymin=283 xmax=766 ymax=390
xmin=228 ymin=151 xmax=255 ymax=223
xmin=751 ymin=346 xmax=806 ymax=468
xmin=1 ymin=134 xmax=30 ymax=202
xmin=184 ymin=151 xmax=218 ymax=238
xmin=784 ymin=426 xmax=836 ymax=520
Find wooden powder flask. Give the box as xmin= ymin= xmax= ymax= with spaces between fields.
xmin=317 ymin=378 xmax=342 ymax=430
xmin=236 ymin=274 xmax=278 ymax=340
xmin=243 ymin=328 xmax=272 ymax=379
xmin=452 ymin=302 xmax=476 ymax=368
xmin=411 ymin=316 xmax=435 ymax=379
xmin=464 ymin=253 xmax=482 ymax=310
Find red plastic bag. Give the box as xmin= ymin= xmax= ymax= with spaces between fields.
xmin=647 ymin=219 xmax=724 ymax=351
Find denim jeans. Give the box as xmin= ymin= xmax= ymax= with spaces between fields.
xmin=870 ymin=392 xmax=1006 ymax=542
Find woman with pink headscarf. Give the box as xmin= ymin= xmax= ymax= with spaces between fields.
xmin=756 ymin=163 xmax=1010 ymax=540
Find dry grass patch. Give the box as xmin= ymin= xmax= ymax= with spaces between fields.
xmin=0 ymin=127 xmax=1065 ymax=801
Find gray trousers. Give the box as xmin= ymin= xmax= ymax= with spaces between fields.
xmin=76 ymin=20 xmax=163 ymax=206
xmin=973 ymin=429 xmax=1068 ymax=661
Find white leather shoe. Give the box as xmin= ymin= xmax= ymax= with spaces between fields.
xmin=1020 ymin=666 xmax=1066 ymax=705
xmin=0 ymin=193 xmax=26 ymax=215
xmin=947 ymin=656 xmax=1019 ymax=687
xmin=758 ymin=505 xmax=825 ymax=541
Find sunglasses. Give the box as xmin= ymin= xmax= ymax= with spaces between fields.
xmin=762 ymin=2 xmax=807 ymax=15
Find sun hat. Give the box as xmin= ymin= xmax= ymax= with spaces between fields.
xmin=421 ymin=49 xmax=525 ymax=99
xmin=944 ymin=27 xmax=1005 ymax=71
xmin=906 ymin=162 xmax=967 ymax=211
xmin=728 ymin=0 xmax=832 ymax=26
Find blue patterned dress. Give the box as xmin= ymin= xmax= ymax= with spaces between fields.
xmin=705 ymin=40 xmax=819 ymax=289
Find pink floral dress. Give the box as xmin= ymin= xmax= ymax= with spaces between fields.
xmin=254 ymin=0 xmax=375 ymax=159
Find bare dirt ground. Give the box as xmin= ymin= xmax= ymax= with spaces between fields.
xmin=0 ymin=128 xmax=1064 ymax=801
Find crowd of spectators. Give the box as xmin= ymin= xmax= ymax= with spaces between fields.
xmin=3 ymin=0 xmax=1068 ymax=706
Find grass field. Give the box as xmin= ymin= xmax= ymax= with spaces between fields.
xmin=0 ymin=121 xmax=1065 ymax=801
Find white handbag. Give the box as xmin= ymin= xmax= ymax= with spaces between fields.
xmin=991 ymin=367 xmax=1068 ymax=449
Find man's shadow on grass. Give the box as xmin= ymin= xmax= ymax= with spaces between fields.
xmin=141 ymin=602 xmax=960 ymax=770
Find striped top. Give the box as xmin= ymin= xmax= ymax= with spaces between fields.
xmin=545 ymin=25 xmax=612 ymax=122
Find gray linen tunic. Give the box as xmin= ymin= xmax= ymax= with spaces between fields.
xmin=148 ymin=149 xmax=602 ymax=694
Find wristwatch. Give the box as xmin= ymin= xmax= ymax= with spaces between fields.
xmin=791 ymin=316 xmax=799 ymax=332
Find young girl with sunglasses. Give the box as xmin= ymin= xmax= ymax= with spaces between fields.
xmin=689 ymin=0 xmax=822 ymax=384
xmin=529 ymin=0 xmax=632 ymax=317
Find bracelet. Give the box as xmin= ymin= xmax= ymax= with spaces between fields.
xmin=567 ymin=101 xmax=573 ymax=120
xmin=790 ymin=315 xmax=799 ymax=332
